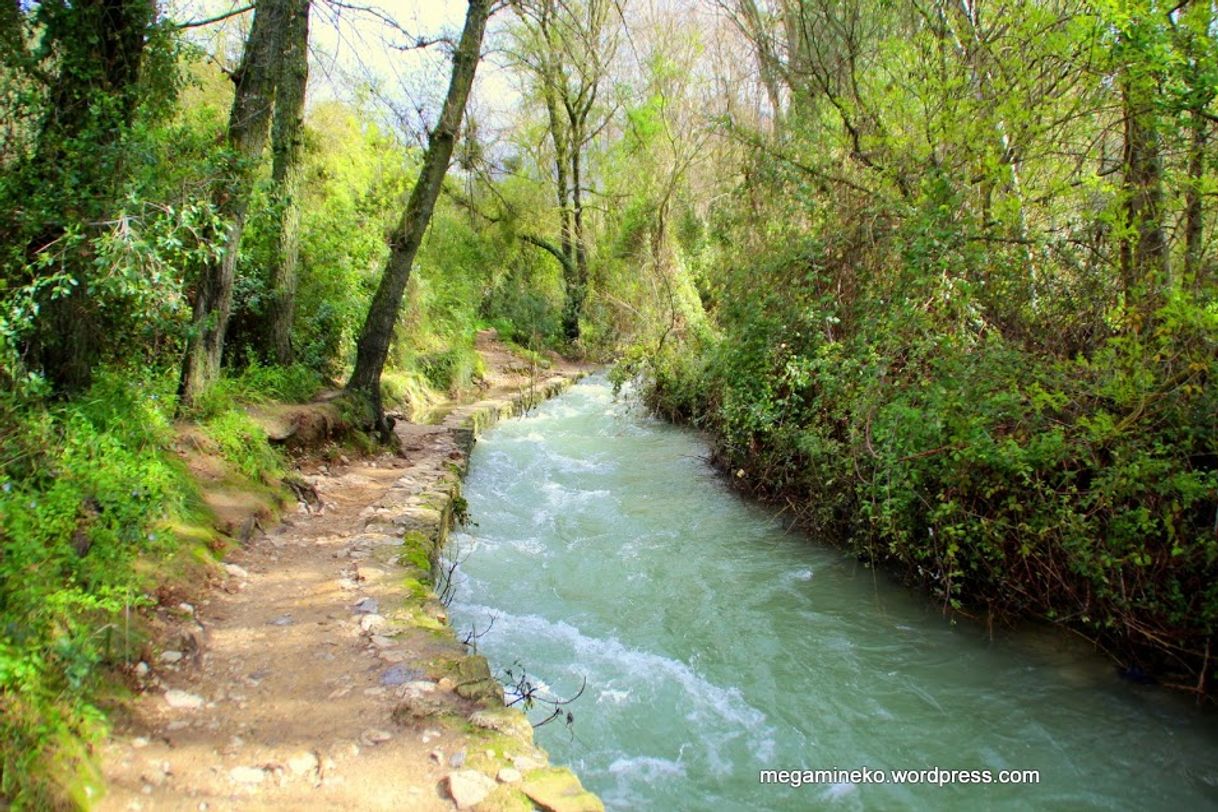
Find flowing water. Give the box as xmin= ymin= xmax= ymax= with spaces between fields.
xmin=447 ymin=376 xmax=1218 ymax=811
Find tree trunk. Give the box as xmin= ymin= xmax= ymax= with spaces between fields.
xmin=566 ymin=137 xmax=588 ymax=341
xmin=265 ymin=0 xmax=310 ymax=366
xmin=1119 ymin=65 xmax=1168 ymax=322
xmin=736 ymin=0 xmax=784 ymax=130
xmin=345 ymin=0 xmax=491 ymax=434
xmin=1184 ymin=109 xmax=1207 ymax=289
xmin=179 ymin=0 xmax=285 ymax=407
xmin=21 ymin=0 xmax=155 ymax=394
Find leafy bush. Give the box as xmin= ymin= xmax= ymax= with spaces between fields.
xmin=0 ymin=372 xmax=191 ymax=805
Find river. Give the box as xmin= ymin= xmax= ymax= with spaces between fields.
xmin=447 ymin=376 xmax=1218 ymax=810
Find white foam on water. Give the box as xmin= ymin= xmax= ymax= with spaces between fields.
xmin=607 ymin=754 xmax=687 ymax=780
xmin=597 ymin=688 xmax=631 ymax=705
xmin=452 ymin=603 xmax=774 ymax=744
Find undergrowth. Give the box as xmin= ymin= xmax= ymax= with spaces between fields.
xmin=0 ymin=367 xmax=291 ymax=807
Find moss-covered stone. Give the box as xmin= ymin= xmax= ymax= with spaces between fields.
xmin=520 ymin=768 xmax=603 ymax=812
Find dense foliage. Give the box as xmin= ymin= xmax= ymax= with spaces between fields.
xmin=625 ymin=0 xmax=1218 ymax=694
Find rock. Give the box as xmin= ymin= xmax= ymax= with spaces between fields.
xmin=163 ymin=689 xmax=205 ymax=710
xmin=449 ymin=750 xmax=466 ymax=768
xmin=521 ymin=768 xmax=604 ymax=812
xmin=359 ymin=614 xmax=386 ymax=633
xmin=134 ymin=662 xmax=150 ymax=678
xmin=223 ymin=563 xmax=249 ymax=579
xmin=444 ymin=770 xmax=497 ymax=810
xmin=497 ymin=767 xmax=523 ymax=784
xmin=402 ymin=680 xmax=437 ymax=694
xmin=469 ymin=709 xmax=534 ymax=744
xmin=159 ymin=650 xmax=183 ymax=664
xmin=268 ymin=615 xmax=294 ymax=626
xmin=351 ymin=597 xmax=379 ymax=615
xmin=178 ymin=603 xmax=195 ymax=615
xmin=437 ymin=677 xmax=456 ymax=692
xmin=380 ymin=665 xmax=419 ymax=686
xmin=359 ymin=729 xmax=392 ymax=746
xmin=512 ymin=755 xmax=544 ymax=772
xmin=370 ymin=635 xmax=396 ymax=648
xmin=287 ymin=751 xmax=319 ymax=776
xmin=391 ymin=692 xmax=445 ymax=723
xmin=132 ymin=737 xmax=149 ymax=749
xmin=228 ymin=766 xmax=265 ymax=785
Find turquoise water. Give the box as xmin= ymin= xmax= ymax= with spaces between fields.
xmin=447 ymin=377 xmax=1218 ymax=811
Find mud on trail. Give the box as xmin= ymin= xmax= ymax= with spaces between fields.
xmin=98 ymin=332 xmax=601 ymax=812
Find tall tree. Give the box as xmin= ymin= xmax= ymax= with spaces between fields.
xmin=345 ymin=0 xmax=492 ymax=434
xmin=179 ymin=0 xmax=288 ymax=407
xmin=3 ymin=0 xmax=158 ymax=393
xmin=511 ymin=0 xmax=617 ymax=341
xmin=1116 ymin=6 xmax=1169 ymax=320
xmin=264 ymin=0 xmax=311 ymax=365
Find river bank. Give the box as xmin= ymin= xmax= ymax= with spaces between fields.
xmin=97 ymin=332 xmax=603 ymax=811
xmin=447 ymin=375 xmax=1218 ymax=811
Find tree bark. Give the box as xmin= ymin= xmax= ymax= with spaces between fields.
xmin=345 ymin=0 xmax=491 ymax=433
xmin=1184 ymin=108 xmax=1207 ymax=289
xmin=20 ymin=0 xmax=155 ymax=394
xmin=179 ymin=0 xmax=285 ymax=407
xmin=1119 ymin=64 xmax=1168 ymax=321
xmin=265 ymin=0 xmax=310 ymax=365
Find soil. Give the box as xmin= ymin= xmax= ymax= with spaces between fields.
xmin=97 ymin=332 xmax=594 ymax=811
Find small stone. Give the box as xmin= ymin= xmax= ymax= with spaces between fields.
xmin=380 ymin=665 xmax=414 ymax=686
xmin=513 ymin=755 xmax=544 ymax=772
xmin=403 ymin=680 xmax=436 ymax=694
xmin=497 ymin=767 xmax=522 ymax=784
xmin=134 ymin=662 xmax=150 ymax=678
xmin=359 ymin=614 xmax=386 ymax=633
xmin=178 ymin=603 xmax=195 ymax=615
xmin=469 ymin=708 xmax=534 ymax=743
xmin=444 ymin=770 xmax=497 ymax=810
xmin=437 ymin=678 xmax=455 ymax=692
xmin=223 ymin=563 xmax=249 ymax=579
xmin=351 ymin=597 xmax=379 ymax=615
xmin=164 ymin=689 xmax=205 ymax=710
xmin=268 ymin=615 xmax=294 ymax=626
xmin=379 ymin=649 xmax=408 ymax=664
xmin=449 ymin=750 xmax=466 ymax=768
xmin=159 ymin=650 xmax=183 ymax=664
xmin=229 ymin=766 xmax=265 ymax=785
xmin=132 ymin=737 xmax=149 ymax=749
xmin=370 ymin=635 xmax=396 ymax=648
xmin=429 ymin=749 xmax=444 ymax=764
xmin=287 ymin=751 xmax=319 ymax=776
xmin=360 ymin=729 xmax=392 ymax=746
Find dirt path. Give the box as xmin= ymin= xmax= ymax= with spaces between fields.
xmin=98 ymin=333 xmax=600 ymax=812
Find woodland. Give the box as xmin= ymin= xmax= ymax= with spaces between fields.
xmin=0 ymin=0 xmax=1216 ymax=804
